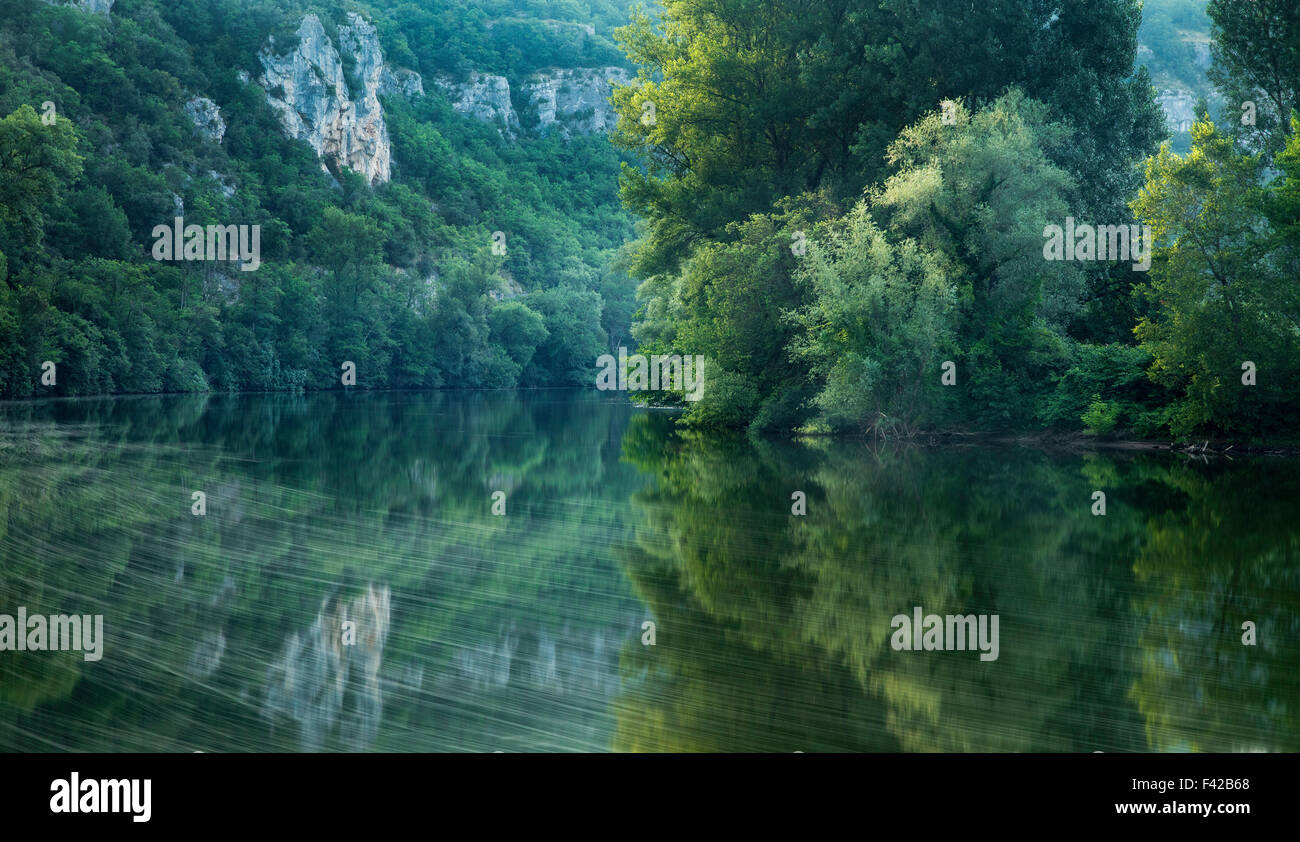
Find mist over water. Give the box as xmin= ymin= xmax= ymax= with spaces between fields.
xmin=0 ymin=390 xmax=1295 ymax=752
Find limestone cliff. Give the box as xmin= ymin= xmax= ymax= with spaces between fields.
xmin=258 ymin=13 xmax=413 ymax=185
xmin=381 ymin=67 xmax=425 ymax=99
xmin=432 ymin=72 xmax=520 ymax=136
xmin=434 ymin=66 xmax=631 ymax=139
xmin=522 ymin=67 xmax=631 ymax=136
xmin=44 ymin=0 xmax=113 ymax=14
xmin=256 ymin=11 xmax=626 ymax=167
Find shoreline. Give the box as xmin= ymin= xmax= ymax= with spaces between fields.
xmin=2 ymin=388 xmax=1297 ymax=455
xmin=836 ymin=430 xmax=1300 ymax=457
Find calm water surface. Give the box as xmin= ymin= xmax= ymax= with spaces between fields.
xmin=0 ymin=390 xmax=1296 ymax=751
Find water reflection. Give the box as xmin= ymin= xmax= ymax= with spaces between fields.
xmin=0 ymin=391 xmax=646 ymax=752
xmin=262 ymin=584 xmax=390 ymax=751
xmin=615 ymin=417 xmax=1300 ymax=752
xmin=0 ymin=392 xmax=1295 ymax=751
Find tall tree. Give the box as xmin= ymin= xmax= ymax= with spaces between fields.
xmin=612 ymin=0 xmax=1163 ymax=278
xmin=799 ymin=93 xmax=1085 ymax=432
xmin=1132 ymin=115 xmax=1299 ymax=435
xmin=1208 ymin=0 xmax=1300 ymax=158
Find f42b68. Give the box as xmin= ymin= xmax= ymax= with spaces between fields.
xmin=1202 ymin=779 xmax=1250 ymax=790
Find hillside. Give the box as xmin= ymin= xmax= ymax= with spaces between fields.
xmin=0 ymin=0 xmax=641 ymax=397
xmin=1137 ymin=0 xmax=1216 ymax=151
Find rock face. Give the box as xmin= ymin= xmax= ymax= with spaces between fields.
xmin=1157 ymin=88 xmax=1199 ymax=134
xmin=184 ymin=96 xmax=225 ymax=143
xmin=434 ymin=66 xmax=630 ymax=138
xmin=258 ymin=13 xmax=413 ymax=185
xmin=381 ymin=67 xmax=424 ymax=99
xmin=44 ymin=0 xmax=113 ymax=14
xmin=433 ymin=72 xmax=520 ymax=136
xmin=1138 ymin=27 xmax=1216 ymax=138
xmin=256 ymin=12 xmax=623 ymax=155
xmin=522 ymin=67 xmax=631 ymax=135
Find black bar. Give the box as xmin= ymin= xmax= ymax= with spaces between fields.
xmin=2 ymin=752 xmax=1285 ymax=829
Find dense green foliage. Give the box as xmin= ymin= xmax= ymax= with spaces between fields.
xmin=366 ymin=0 xmax=636 ymax=79
xmin=614 ymin=0 xmax=1300 ymax=441
xmin=1132 ymin=115 xmax=1300 ymax=436
xmin=1207 ymin=0 xmax=1300 ymax=159
xmin=0 ymin=0 xmax=638 ymax=397
xmin=3 ymin=0 xmax=1297 ymax=442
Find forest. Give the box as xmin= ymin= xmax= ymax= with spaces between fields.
xmin=0 ymin=0 xmax=640 ymax=397
xmin=1 ymin=0 xmax=1297 ymax=442
xmin=611 ymin=0 xmax=1300 ymax=440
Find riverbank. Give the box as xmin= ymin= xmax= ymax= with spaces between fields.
xmin=907 ymin=430 xmax=1300 ymax=457
xmin=4 ymin=388 xmax=1298 ymax=456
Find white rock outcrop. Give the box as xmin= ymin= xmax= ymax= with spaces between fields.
xmin=381 ymin=67 xmax=424 ymax=99
xmin=522 ymin=66 xmax=631 ymax=136
xmin=434 ymin=66 xmax=631 ymax=139
xmin=259 ymin=13 xmax=416 ymax=185
xmin=44 ymin=0 xmax=113 ymax=14
xmin=184 ymin=96 xmax=226 ymax=143
xmin=256 ymin=12 xmax=625 ymax=158
xmin=433 ymin=72 xmax=520 ymax=136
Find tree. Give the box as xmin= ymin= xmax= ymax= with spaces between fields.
xmin=1131 ymin=115 xmax=1300 ymax=436
xmin=523 ymin=285 xmax=608 ymax=385
xmin=610 ymin=0 xmax=885 ymax=277
xmin=0 ymin=104 xmax=82 ymax=267
xmin=791 ymin=204 xmax=956 ymax=433
xmin=612 ymin=0 xmax=1162 ymax=431
xmin=304 ymin=206 xmax=386 ymax=375
xmin=487 ymin=299 xmax=548 ymax=374
xmin=799 ymin=92 xmax=1084 ymax=432
xmin=1207 ymin=0 xmax=1300 ymax=158
xmin=611 ymin=0 xmax=1162 ymax=277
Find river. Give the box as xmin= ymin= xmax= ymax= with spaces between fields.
xmin=0 ymin=390 xmax=1295 ymax=751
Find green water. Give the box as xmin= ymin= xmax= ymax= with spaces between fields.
xmin=0 ymin=390 xmax=1296 ymax=752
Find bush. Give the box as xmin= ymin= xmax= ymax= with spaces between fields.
xmin=1040 ymin=342 xmax=1166 ymax=433
xmin=682 ymin=365 xmax=761 ymax=429
xmin=164 ymin=358 xmax=209 ymax=393
xmin=1081 ymin=395 xmax=1121 ymax=436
